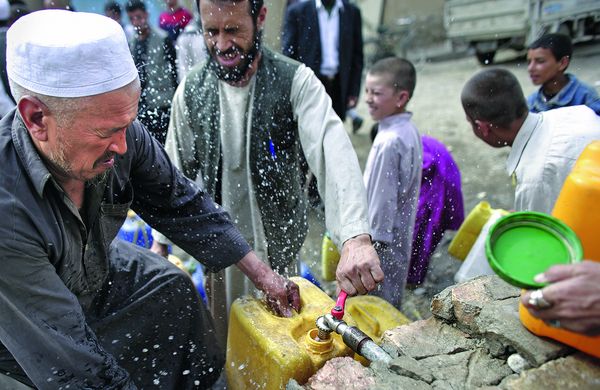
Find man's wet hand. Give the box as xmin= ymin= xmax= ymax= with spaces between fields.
xmin=236 ymin=251 xmax=301 ymax=317
xmin=263 ymin=275 xmax=301 ymax=318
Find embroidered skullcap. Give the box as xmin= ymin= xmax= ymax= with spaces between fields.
xmin=7 ymin=9 xmax=138 ymax=97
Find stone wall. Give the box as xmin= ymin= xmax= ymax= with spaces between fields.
xmin=289 ymin=276 xmax=600 ymax=389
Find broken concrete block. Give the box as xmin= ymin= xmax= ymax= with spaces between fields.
xmin=465 ymin=348 xmax=513 ymax=387
xmin=502 ymin=353 xmax=600 ymax=389
xmin=431 ymin=276 xmax=519 ymax=327
xmin=381 ymin=317 xmax=477 ymax=359
xmin=372 ymin=368 xmax=433 ymax=390
xmin=388 ymin=355 xmax=434 ymax=383
xmin=430 ymin=285 xmax=454 ymax=322
xmin=303 ymin=357 xmax=375 ymax=390
xmin=419 ymin=350 xmax=472 ymax=387
xmin=474 ymin=298 xmax=572 ymax=366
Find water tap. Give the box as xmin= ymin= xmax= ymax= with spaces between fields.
xmin=330 ymin=290 xmax=348 ymax=320
xmin=313 ymin=290 xmax=392 ymax=364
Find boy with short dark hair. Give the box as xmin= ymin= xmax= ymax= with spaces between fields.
xmin=363 ymin=57 xmax=422 ymax=309
xmin=527 ymin=33 xmax=600 ymax=114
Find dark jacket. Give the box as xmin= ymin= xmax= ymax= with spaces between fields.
xmin=282 ymin=0 xmax=364 ymax=110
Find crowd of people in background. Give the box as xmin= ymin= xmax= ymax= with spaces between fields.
xmin=0 ymin=0 xmax=598 ymax=388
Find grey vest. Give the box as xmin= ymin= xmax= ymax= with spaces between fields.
xmin=183 ymin=48 xmax=308 ymax=270
xmin=130 ymin=30 xmax=176 ymax=109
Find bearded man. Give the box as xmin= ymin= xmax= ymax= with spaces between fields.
xmin=151 ymin=0 xmax=383 ymax=339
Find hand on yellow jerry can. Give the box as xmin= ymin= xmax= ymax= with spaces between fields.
xmin=335 ymin=234 xmax=384 ymax=295
xmin=236 ymin=251 xmax=301 ymax=317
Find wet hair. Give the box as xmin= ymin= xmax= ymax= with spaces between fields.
xmin=529 ymin=33 xmax=572 ymax=62
xmin=104 ymin=1 xmax=122 ymax=15
xmin=461 ymin=68 xmax=528 ymax=129
xmin=368 ymin=57 xmax=416 ymax=98
xmin=125 ymin=0 xmax=146 ymax=13
xmin=197 ymin=0 xmax=263 ymax=25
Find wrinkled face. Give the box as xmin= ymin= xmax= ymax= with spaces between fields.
xmin=127 ymin=9 xmax=148 ymax=35
xmin=200 ymin=0 xmax=263 ymax=82
xmin=527 ymin=48 xmax=566 ymax=86
xmin=364 ymin=73 xmax=404 ymax=121
xmin=45 ymin=84 xmax=140 ymax=183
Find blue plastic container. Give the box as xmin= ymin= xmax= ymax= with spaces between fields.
xmin=117 ymin=210 xmax=153 ymax=248
xmin=300 ymin=261 xmax=322 ymax=288
xmin=190 ymin=264 xmax=208 ymax=304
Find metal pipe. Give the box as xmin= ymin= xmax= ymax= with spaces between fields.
xmin=317 ymin=314 xmax=393 ymax=364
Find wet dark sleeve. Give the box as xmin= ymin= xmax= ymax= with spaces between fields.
xmin=0 ymin=232 xmax=135 ymax=389
xmin=124 ymin=121 xmax=251 ymax=271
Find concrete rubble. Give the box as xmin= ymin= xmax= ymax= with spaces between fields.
xmin=288 ymin=276 xmax=600 ymax=389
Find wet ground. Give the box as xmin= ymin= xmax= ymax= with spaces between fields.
xmin=299 ymin=41 xmax=600 ymax=320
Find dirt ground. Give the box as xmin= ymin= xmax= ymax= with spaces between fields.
xmin=300 ymin=41 xmax=600 ymax=320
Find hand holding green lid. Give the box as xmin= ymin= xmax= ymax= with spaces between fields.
xmin=521 ymin=261 xmax=600 ymax=336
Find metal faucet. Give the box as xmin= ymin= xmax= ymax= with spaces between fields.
xmin=315 ymin=291 xmax=392 ymax=364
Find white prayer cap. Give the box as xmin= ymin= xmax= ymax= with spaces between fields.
xmin=0 ymin=0 xmax=9 ymax=21
xmin=7 ymin=9 xmax=138 ymax=98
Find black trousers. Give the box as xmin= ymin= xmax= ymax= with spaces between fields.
xmin=90 ymin=242 xmax=224 ymax=389
xmin=317 ymin=73 xmax=346 ymax=121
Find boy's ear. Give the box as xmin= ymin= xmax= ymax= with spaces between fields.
xmin=396 ymin=90 xmax=410 ymax=109
xmin=558 ymin=55 xmax=570 ymax=72
xmin=18 ymin=96 xmax=51 ymax=142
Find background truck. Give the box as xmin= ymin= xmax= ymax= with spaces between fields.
xmin=444 ymin=0 xmax=600 ymax=64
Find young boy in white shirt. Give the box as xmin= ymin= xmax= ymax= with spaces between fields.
xmin=363 ymin=57 xmax=423 ymax=309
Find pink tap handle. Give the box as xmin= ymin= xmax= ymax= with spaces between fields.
xmin=331 ymin=290 xmax=348 ymax=320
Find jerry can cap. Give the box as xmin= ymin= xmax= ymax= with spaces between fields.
xmin=485 ymin=211 xmax=583 ymax=289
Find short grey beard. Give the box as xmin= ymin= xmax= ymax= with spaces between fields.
xmin=87 ymin=169 xmax=110 ymax=187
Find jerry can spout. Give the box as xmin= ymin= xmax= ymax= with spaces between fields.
xmin=315 ymin=314 xmax=393 ymax=364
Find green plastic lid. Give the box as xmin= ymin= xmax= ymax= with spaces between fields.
xmin=485 ymin=211 xmax=583 ymax=289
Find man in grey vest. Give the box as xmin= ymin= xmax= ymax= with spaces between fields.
xmin=151 ymin=0 xmax=383 ymax=335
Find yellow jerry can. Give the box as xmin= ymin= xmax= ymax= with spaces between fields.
xmin=226 ymin=277 xmax=355 ymax=389
xmin=321 ymin=232 xmax=341 ymax=281
xmin=345 ymin=295 xmax=411 ymax=365
xmin=346 ymin=295 xmax=411 ymax=344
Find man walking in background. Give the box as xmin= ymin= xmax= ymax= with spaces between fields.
xmin=126 ymin=0 xmax=178 ymax=144
xmin=282 ymin=0 xmax=364 ymax=123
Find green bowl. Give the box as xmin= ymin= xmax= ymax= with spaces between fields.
xmin=485 ymin=211 xmax=583 ymax=289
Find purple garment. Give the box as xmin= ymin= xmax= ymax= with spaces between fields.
xmin=408 ymin=136 xmax=464 ymax=285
